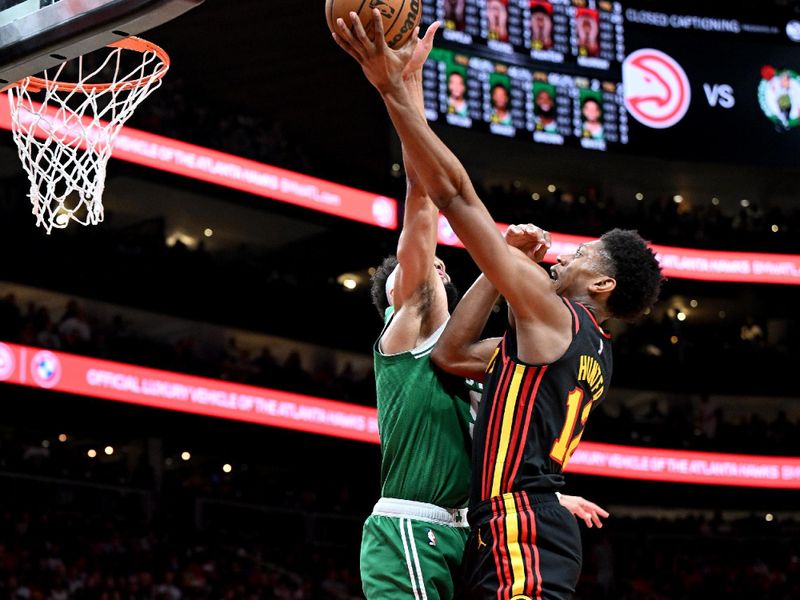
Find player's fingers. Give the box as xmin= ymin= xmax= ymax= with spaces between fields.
xmin=351 ymin=12 xmax=374 ymax=52
xmin=524 ymin=224 xmax=545 ymax=242
xmin=543 ymin=230 xmax=552 ymax=248
xmin=585 ymin=501 xmax=610 ymax=518
xmin=408 ymin=27 xmax=421 ymax=51
xmin=331 ymin=32 xmax=362 ymax=62
xmin=401 ymin=31 xmax=421 ymax=60
xmin=422 ymin=20 xmax=441 ymax=44
xmin=336 ymin=18 xmax=365 ymax=60
xmin=592 ymin=513 xmax=604 ymax=528
xmin=372 ymin=8 xmax=388 ymax=54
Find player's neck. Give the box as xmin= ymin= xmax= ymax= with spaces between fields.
xmin=566 ymin=294 xmax=610 ymax=324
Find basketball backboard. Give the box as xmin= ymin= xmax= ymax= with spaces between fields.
xmin=0 ymin=0 xmax=203 ymax=88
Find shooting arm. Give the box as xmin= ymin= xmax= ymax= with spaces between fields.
xmin=381 ymin=85 xmax=565 ymax=324
xmin=332 ymin=14 xmax=566 ymax=326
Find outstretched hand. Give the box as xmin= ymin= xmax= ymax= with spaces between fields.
xmin=504 ymin=223 xmax=552 ymax=263
xmin=332 ymin=8 xmax=425 ymax=94
xmin=404 ymin=20 xmax=440 ymax=80
xmin=558 ymin=494 xmax=610 ymax=528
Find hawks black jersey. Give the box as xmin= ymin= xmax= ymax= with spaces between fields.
xmin=471 ymin=298 xmax=613 ymax=507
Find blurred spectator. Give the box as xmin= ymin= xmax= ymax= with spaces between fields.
xmin=58 ymin=302 xmax=92 ymax=351
xmin=740 ymin=317 xmax=764 ymax=344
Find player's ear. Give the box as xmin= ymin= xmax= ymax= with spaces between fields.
xmin=588 ymin=276 xmax=615 ymax=295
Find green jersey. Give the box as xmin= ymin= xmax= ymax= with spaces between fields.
xmin=373 ymin=307 xmax=476 ymax=508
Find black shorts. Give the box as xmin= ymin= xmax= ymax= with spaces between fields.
xmin=460 ymin=491 xmax=582 ymax=600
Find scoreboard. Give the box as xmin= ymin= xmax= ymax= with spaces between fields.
xmin=420 ymin=0 xmax=800 ymax=165
xmin=423 ymin=46 xmax=628 ymax=152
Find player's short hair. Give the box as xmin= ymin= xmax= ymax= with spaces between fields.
xmin=491 ymin=83 xmax=509 ymax=96
xmin=370 ymin=255 xmax=461 ymax=317
xmin=599 ymin=229 xmax=662 ymax=320
xmin=371 ymin=255 xmax=399 ymax=317
xmin=582 ymin=97 xmax=601 ymax=111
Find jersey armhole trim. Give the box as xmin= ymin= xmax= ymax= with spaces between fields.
xmin=562 ymin=297 xmax=580 ymax=335
xmin=575 ymin=302 xmax=612 ymax=339
xmin=376 ymin=316 xmax=449 ymax=359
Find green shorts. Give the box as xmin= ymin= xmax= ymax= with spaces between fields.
xmin=360 ymin=498 xmax=470 ymax=600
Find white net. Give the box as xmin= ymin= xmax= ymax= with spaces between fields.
xmin=7 ymin=39 xmax=168 ymax=234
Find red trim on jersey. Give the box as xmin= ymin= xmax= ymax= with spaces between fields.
xmin=576 ymin=302 xmax=612 ymax=339
xmin=488 ymin=498 xmax=506 ymax=600
xmin=503 ymin=367 xmax=548 ymax=490
xmin=516 ymin=493 xmax=536 ymax=596
xmin=482 ymin=358 xmax=515 ymax=498
xmin=562 ymin=298 xmax=580 ymax=335
xmin=494 ymin=496 xmax=513 ymax=600
xmin=500 ymin=367 xmax=538 ymax=491
xmin=519 ymin=492 xmax=543 ymax=600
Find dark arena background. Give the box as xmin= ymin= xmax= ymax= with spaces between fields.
xmin=0 ymin=0 xmax=799 ymax=598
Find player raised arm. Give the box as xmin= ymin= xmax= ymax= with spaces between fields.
xmin=375 ymin=22 xmax=449 ymax=354
xmin=333 ymin=12 xmax=572 ymax=348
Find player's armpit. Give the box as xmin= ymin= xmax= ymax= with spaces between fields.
xmin=380 ymin=181 xmax=448 ymax=356
xmin=392 ymin=139 xmax=442 ymax=316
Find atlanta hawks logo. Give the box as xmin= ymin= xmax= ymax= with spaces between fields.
xmin=623 ymin=48 xmax=691 ymax=129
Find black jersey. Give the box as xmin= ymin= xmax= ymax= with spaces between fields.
xmin=471 ymin=298 xmax=613 ymax=507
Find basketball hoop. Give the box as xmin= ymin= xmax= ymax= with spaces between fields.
xmin=6 ymin=37 xmax=169 ymax=233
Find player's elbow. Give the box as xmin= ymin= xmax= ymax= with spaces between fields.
xmin=431 ymin=343 xmax=461 ymax=374
xmin=426 ymin=174 xmax=466 ymax=210
xmin=433 ymin=344 xmax=483 ymax=381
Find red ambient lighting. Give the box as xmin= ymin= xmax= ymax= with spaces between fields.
xmin=0 ymin=96 xmax=397 ymax=230
xmin=2 ymin=341 xmax=799 ymax=488
xmin=1 ymin=95 xmax=798 ymax=284
xmin=437 ymin=217 xmax=800 ymax=285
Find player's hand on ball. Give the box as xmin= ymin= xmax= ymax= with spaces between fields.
xmin=504 ymin=224 xmax=551 ymax=263
xmin=558 ymin=494 xmax=610 ymax=528
xmin=333 ymin=8 xmax=420 ymax=93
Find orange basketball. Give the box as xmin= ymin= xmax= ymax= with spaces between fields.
xmin=325 ymin=0 xmax=421 ymax=49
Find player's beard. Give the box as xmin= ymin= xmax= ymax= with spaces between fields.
xmin=444 ymin=281 xmax=460 ymax=313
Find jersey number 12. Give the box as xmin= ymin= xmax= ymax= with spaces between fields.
xmin=550 ymin=387 xmax=592 ymax=468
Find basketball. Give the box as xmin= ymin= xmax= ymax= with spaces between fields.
xmin=325 ymin=0 xmax=421 ymax=49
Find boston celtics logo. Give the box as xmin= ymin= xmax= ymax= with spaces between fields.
xmin=758 ymin=65 xmax=800 ymax=130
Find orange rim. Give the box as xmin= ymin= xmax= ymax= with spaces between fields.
xmin=22 ymin=36 xmax=170 ymax=94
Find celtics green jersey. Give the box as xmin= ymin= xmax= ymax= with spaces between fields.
xmin=373 ymin=307 xmax=476 ymax=508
